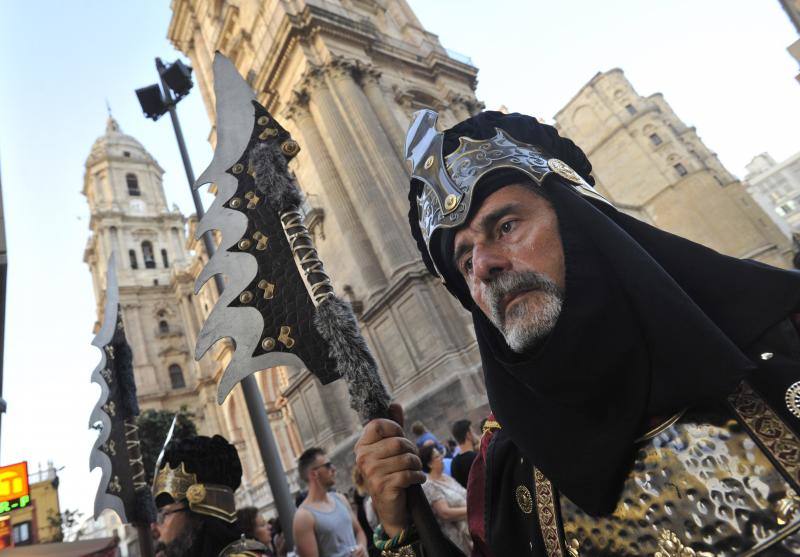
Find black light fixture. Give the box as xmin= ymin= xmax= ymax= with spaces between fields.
xmin=135 ymin=84 xmax=168 ymax=121
xmin=162 ymin=60 xmax=194 ymax=99
xmin=135 ymin=58 xmax=194 ymax=122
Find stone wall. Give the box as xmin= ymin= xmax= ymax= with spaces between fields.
xmin=554 ymin=68 xmax=792 ymax=268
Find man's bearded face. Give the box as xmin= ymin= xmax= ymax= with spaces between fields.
xmin=484 ymin=270 xmax=563 ymax=352
xmin=452 ymin=184 xmax=566 ymax=352
xmin=154 ymin=527 xmax=195 ymax=557
xmin=153 ymin=502 xmax=195 ymax=557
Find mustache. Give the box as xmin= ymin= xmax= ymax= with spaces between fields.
xmin=485 ymin=271 xmax=563 ymax=323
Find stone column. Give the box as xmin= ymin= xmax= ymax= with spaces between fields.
xmin=358 ymin=65 xmax=406 ymax=160
xmin=170 ymin=227 xmax=184 ymax=263
xmin=324 ymin=59 xmax=419 ymax=271
xmin=284 ymin=93 xmax=388 ymax=295
xmin=178 ymin=293 xmax=197 ymax=350
xmin=128 ymin=304 xmax=151 ymax=366
xmin=302 ymin=67 xmax=415 ymax=277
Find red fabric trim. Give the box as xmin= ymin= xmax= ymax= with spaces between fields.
xmin=791 ymin=313 xmax=800 ymax=334
xmin=467 ymin=414 xmax=497 ymax=557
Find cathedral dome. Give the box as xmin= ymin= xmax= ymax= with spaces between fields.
xmin=86 ymin=116 xmax=156 ymax=168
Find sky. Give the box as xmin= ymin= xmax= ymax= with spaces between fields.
xmin=0 ymin=0 xmax=798 ymax=524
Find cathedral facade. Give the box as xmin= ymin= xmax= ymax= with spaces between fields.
xmin=84 ymin=0 xmax=490 ymax=515
xmin=167 ymin=0 xmax=489 ymax=489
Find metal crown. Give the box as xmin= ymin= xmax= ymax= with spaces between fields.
xmin=405 ymin=109 xmax=608 ymax=278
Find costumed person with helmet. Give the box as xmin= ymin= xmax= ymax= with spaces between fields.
xmin=152 ymin=434 xmax=271 ymax=557
xmin=354 ymin=110 xmax=800 ymax=556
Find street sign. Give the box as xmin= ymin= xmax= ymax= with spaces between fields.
xmin=0 ymin=462 xmax=30 ymax=514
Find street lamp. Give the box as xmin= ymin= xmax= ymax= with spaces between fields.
xmin=135 ymin=59 xmax=297 ymax=545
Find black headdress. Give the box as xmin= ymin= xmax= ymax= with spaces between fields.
xmin=407 ymin=111 xmax=800 ymax=514
xmin=154 ymin=435 xmax=243 ymax=556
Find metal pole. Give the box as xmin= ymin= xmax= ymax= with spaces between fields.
xmin=155 ymin=58 xmax=296 ymax=546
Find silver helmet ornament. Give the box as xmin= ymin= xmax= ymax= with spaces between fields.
xmin=404 ymin=109 xmax=610 ymax=282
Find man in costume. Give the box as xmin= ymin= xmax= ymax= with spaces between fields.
xmin=355 ymin=110 xmax=800 ymax=555
xmin=152 ymin=434 xmax=270 ymax=557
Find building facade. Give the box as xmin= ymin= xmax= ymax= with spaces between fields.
xmin=780 ymin=0 xmax=800 ymax=83
xmin=0 ymin=463 xmax=62 ymax=548
xmin=83 ymin=117 xmax=305 ymax=511
xmin=554 ymin=68 xmax=792 ymax=268
xmin=745 ymin=151 xmax=800 ymax=238
xmin=167 ymin=0 xmax=489 ymax=492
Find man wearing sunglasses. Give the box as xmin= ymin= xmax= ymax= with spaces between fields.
xmin=293 ymin=447 xmax=368 ymax=557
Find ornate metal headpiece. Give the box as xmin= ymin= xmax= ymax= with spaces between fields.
xmin=405 ymin=109 xmax=609 ymax=278
xmin=153 ymin=463 xmax=236 ymax=523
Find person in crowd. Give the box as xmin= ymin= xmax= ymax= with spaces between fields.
xmin=355 ymin=110 xmax=800 ymax=555
xmin=152 ymin=434 xmax=270 ymax=557
xmin=267 ymin=518 xmax=287 ymax=557
xmin=292 ymin=447 xmax=368 ymax=557
xmin=409 ymin=421 xmax=438 ymax=449
xmin=419 ymin=445 xmax=471 ymax=554
xmin=449 ymin=420 xmax=478 ymax=489
xmin=237 ymin=507 xmax=275 ymax=556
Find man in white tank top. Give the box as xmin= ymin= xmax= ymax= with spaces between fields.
xmin=293 ymin=448 xmax=368 ymax=557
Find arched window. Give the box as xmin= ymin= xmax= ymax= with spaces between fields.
xmin=142 ymin=241 xmax=155 ymax=269
xmin=161 ymin=249 xmax=169 ymax=268
xmin=129 ymin=249 xmax=138 ymax=269
xmin=158 ymin=320 xmax=169 ymax=334
xmin=169 ymin=364 xmax=185 ymax=389
xmin=126 ymin=174 xmax=140 ymax=196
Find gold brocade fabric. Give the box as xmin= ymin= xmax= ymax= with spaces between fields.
xmin=542 ymin=388 xmax=800 ymax=556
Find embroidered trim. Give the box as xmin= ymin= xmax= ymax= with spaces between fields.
xmin=534 ymin=467 xmax=565 ymax=557
xmin=515 ymin=485 xmax=533 ymax=514
xmin=729 ymin=382 xmax=800 ymax=488
xmin=785 ymin=381 xmax=800 ymax=419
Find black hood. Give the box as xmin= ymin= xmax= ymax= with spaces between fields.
xmin=407 ymin=111 xmax=800 ymax=514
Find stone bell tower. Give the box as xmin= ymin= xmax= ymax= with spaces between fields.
xmin=83 ymin=116 xmax=199 ymax=410
xmin=84 ymin=116 xmax=307 ymax=510
xmin=168 ymin=0 xmax=489 ymax=464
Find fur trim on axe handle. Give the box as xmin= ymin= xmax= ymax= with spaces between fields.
xmin=250 ymin=142 xmax=390 ymax=422
xmin=315 ymin=296 xmax=390 ymax=422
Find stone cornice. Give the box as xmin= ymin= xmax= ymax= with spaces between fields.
xmin=87 ymin=210 xmax=185 ymax=226
xmin=284 ymin=56 xmax=384 ymax=120
xmin=326 ymin=56 xmax=359 ymax=81
xmin=252 ymin=4 xmax=478 ymax=109
xmin=166 ymin=0 xmax=193 ymax=51
xmin=447 ymin=92 xmax=485 ymax=115
xmin=282 ymin=89 xmax=310 ymax=121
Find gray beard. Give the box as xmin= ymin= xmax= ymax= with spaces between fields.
xmin=155 ymin=524 xmax=196 ymax=557
xmin=483 ymin=270 xmax=563 ymax=353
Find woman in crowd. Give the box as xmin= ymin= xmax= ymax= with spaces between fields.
xmin=419 ymin=444 xmax=472 ymax=554
xmin=236 ymin=507 xmax=275 ymax=556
